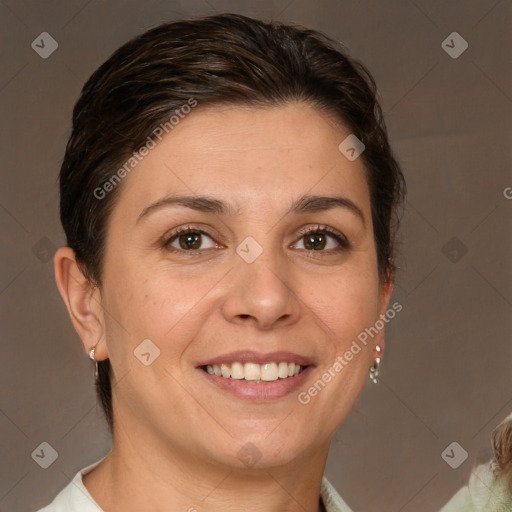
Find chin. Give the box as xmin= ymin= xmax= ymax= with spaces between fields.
xmin=218 ymin=432 xmax=320 ymax=471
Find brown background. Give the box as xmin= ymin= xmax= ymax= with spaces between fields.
xmin=0 ymin=1 xmax=511 ymax=511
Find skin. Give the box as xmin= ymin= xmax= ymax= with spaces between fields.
xmin=54 ymin=102 xmax=393 ymax=512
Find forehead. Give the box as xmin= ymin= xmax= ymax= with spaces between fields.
xmin=111 ymin=102 xmax=371 ymax=219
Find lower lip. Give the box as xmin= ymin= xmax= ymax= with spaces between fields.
xmin=198 ymin=366 xmax=315 ymax=402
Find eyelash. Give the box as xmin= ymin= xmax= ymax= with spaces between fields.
xmin=296 ymin=225 xmax=350 ymax=251
xmin=162 ymin=224 xmax=350 ymax=255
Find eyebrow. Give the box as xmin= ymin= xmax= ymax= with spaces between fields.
xmin=136 ymin=194 xmax=365 ymax=226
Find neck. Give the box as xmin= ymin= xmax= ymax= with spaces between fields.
xmin=83 ymin=430 xmax=330 ymax=512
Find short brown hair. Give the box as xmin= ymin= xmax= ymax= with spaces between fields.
xmin=59 ymin=13 xmax=406 ymax=433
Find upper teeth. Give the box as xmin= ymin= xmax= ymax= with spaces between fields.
xmin=205 ymin=362 xmax=303 ymax=381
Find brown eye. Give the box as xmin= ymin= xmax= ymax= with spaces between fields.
xmin=304 ymin=233 xmax=328 ymax=250
xmin=165 ymin=229 xmax=217 ymax=251
xmin=294 ymin=228 xmax=348 ymax=252
xmin=178 ymin=232 xmax=202 ymax=250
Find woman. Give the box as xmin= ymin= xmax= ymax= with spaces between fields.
xmin=440 ymin=413 xmax=512 ymax=511
xmin=39 ymin=13 xmax=405 ymax=512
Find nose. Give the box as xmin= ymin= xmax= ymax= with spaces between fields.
xmin=221 ymin=247 xmax=301 ymax=331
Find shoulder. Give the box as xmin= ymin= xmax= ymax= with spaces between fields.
xmin=321 ymin=476 xmax=355 ymax=512
xmin=439 ymin=461 xmax=512 ymax=512
xmin=34 ymin=458 xmax=105 ymax=512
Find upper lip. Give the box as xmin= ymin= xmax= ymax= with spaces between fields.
xmin=196 ymin=350 xmax=315 ymax=367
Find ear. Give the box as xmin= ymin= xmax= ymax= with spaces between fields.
xmin=53 ymin=247 xmax=108 ymax=361
xmin=373 ymin=269 xmax=395 ymax=358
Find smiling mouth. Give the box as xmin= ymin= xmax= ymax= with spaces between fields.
xmin=201 ymin=361 xmax=307 ymax=383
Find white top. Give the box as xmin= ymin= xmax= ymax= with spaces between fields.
xmin=439 ymin=461 xmax=512 ymax=512
xmin=36 ymin=457 xmax=354 ymax=512
xmin=439 ymin=412 xmax=512 ymax=512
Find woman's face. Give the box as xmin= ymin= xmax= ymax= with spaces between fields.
xmin=98 ymin=102 xmax=392 ymax=469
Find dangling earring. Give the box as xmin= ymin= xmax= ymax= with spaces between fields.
xmin=89 ymin=343 xmax=99 ymax=381
xmin=369 ymin=345 xmax=381 ymax=384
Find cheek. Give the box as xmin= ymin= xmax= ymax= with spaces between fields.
xmin=305 ymin=263 xmax=381 ymax=345
xmin=103 ymin=261 xmax=217 ymax=351
xmin=292 ymin=270 xmax=380 ymax=438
